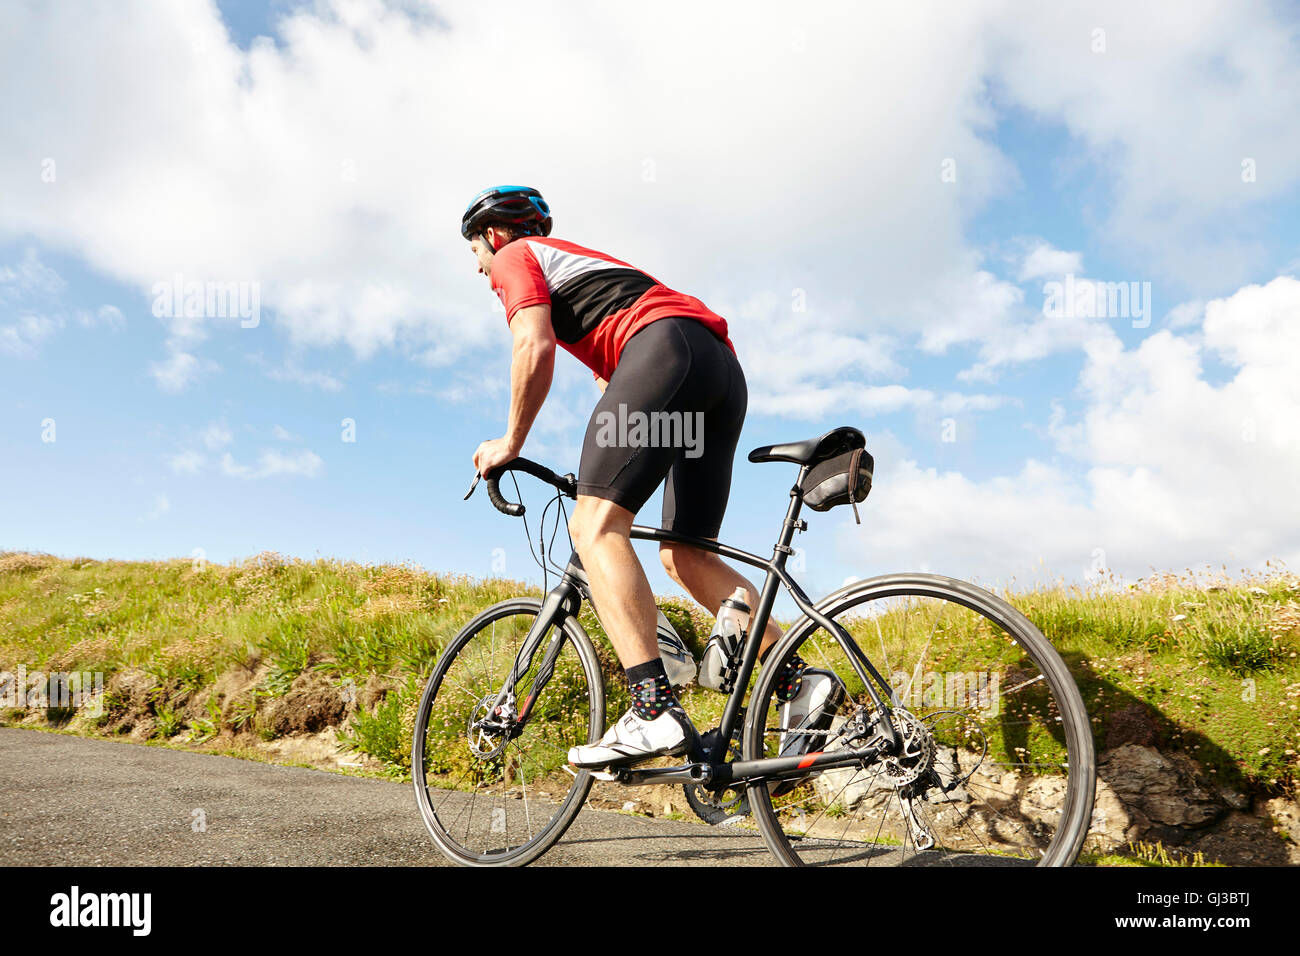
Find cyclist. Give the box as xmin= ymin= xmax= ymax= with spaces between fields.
xmin=465 ymin=185 xmax=842 ymax=768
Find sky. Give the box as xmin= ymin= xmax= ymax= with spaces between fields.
xmin=2 ymin=0 xmax=1299 ymax=616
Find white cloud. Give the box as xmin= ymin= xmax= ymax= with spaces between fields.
xmin=0 ymin=248 xmax=65 ymax=301
xmin=1018 ymin=243 xmax=1084 ymax=282
xmin=220 ymin=449 xmax=324 ymax=479
xmin=0 ymin=250 xmax=120 ymax=354
xmin=1165 ymin=300 xmax=1204 ymax=330
xmin=201 ymin=422 xmax=234 ymax=449
xmin=847 ymin=276 xmax=1300 ymax=583
xmin=142 ymin=494 xmax=170 ymax=520
xmin=149 ymin=350 xmax=211 ymax=392
xmin=168 ymin=450 xmax=206 ymax=475
xmin=74 ymin=304 xmax=125 ymax=330
xmin=271 ymin=424 xmax=296 ymax=441
xmin=0 ymin=314 xmax=60 ymax=358
xmin=7 ymin=0 xmax=1293 ymax=396
xmin=915 ymin=269 xmax=1026 ymax=356
xmin=260 ymin=358 xmax=344 ymax=392
xmin=0 ymin=0 xmax=1016 ymax=387
xmin=985 ymin=1 xmax=1300 ymax=290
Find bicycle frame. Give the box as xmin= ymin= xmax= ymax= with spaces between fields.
xmin=486 ymin=465 xmax=903 ymax=788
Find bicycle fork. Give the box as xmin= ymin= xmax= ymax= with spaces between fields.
xmin=481 ymin=563 xmax=586 ymax=734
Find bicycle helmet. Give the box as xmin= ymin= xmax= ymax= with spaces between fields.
xmin=461 ymin=185 xmax=552 ymax=244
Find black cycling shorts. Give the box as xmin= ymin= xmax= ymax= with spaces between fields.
xmin=577 ymin=317 xmax=747 ymax=538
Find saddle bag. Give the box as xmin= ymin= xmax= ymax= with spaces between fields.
xmin=800 ymin=447 xmax=874 ymax=522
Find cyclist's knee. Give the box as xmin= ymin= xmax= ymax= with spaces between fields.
xmin=571 ymin=497 xmax=632 ymax=556
xmin=658 ymin=543 xmax=682 ymax=582
xmin=659 ymin=541 xmax=711 ymax=585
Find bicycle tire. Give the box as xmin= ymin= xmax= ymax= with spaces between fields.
xmin=744 ymin=573 xmax=1095 ymax=867
xmin=412 ymin=598 xmax=604 ymax=866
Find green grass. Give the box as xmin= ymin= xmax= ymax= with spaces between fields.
xmin=152 ymin=701 xmax=185 ymax=739
xmin=2 ymin=551 xmax=1298 ymax=797
xmin=1083 ymin=841 xmax=1226 ymax=867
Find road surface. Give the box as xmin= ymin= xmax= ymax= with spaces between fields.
xmin=0 ymin=728 xmax=774 ymax=866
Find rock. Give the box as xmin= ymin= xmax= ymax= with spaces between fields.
xmin=1218 ymin=786 xmax=1252 ymax=811
xmin=1264 ymin=797 xmax=1300 ymax=846
xmin=1098 ymin=744 xmax=1225 ymax=830
xmin=1022 ymin=776 xmax=1068 ymax=830
xmin=812 ymin=718 xmax=880 ymax=810
xmin=1085 ymin=777 xmax=1136 ymax=852
xmin=1181 ymin=810 xmax=1297 ymax=866
xmin=264 ymin=670 xmax=349 ymax=736
xmin=106 ymin=668 xmax=158 ymax=714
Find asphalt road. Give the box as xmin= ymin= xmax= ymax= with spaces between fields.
xmin=0 ymin=728 xmax=775 ymax=867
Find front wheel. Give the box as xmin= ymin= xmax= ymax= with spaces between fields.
xmin=412 ymin=598 xmax=605 ymax=866
xmin=744 ymin=574 xmax=1095 ymax=866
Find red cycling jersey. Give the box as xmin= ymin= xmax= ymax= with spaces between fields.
xmin=489 ymin=236 xmax=734 ymax=381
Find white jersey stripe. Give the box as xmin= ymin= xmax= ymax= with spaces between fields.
xmin=524 ymin=239 xmax=635 ymax=292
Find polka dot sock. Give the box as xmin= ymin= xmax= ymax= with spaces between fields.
xmin=625 ymin=659 xmax=677 ymax=721
xmin=774 ymin=653 xmax=808 ymax=703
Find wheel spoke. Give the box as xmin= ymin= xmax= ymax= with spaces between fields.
xmin=413 ymin=602 xmax=600 ymax=864
xmin=745 ymin=581 xmax=1093 ymax=867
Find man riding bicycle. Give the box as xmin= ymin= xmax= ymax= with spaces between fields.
xmin=465 ymin=185 xmax=842 ymax=769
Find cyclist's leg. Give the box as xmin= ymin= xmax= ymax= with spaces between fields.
xmin=569 ymin=495 xmax=658 ymax=666
xmin=660 ymin=541 xmax=783 ymax=656
xmin=571 ymin=318 xmax=696 ymax=669
xmin=657 ymin=321 xmax=783 ymax=653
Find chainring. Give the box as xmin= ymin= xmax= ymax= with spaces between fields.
xmin=683 ymin=722 xmax=750 ymax=825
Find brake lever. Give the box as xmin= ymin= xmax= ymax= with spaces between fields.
xmin=464 ymin=473 xmax=481 ymax=500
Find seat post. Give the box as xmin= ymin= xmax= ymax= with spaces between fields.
xmin=774 ymin=466 xmax=809 ymax=560
xmin=708 ymin=466 xmax=809 ymax=761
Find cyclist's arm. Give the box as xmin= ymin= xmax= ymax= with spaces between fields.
xmin=595 ymin=376 xmax=608 ymax=393
xmin=504 ymin=304 xmax=556 ymax=451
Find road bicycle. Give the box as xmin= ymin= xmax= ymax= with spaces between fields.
xmin=412 ymin=426 xmax=1096 ymax=866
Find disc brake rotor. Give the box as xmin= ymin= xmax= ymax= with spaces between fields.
xmin=467 ymin=692 xmax=515 ymax=761
xmin=877 ymin=707 xmax=936 ymax=790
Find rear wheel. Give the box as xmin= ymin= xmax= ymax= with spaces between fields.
xmin=413 ymin=598 xmax=604 ymax=866
xmin=744 ymin=574 xmax=1095 ymax=866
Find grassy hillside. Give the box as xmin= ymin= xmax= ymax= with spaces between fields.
xmin=1 ymin=551 xmax=1297 ymax=798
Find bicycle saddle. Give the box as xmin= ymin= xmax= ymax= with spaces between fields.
xmin=747 ymin=426 xmax=866 ymax=466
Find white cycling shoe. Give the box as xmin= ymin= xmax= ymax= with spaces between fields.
xmin=567 ymin=705 xmax=699 ymax=769
xmin=771 ymin=667 xmax=846 ymax=797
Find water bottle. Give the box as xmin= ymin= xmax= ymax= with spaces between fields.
xmin=655 ymin=608 xmax=697 ymax=687
xmin=698 ymin=587 xmax=751 ymax=692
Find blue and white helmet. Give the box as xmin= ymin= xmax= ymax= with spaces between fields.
xmin=461 ymin=185 xmax=552 ymax=241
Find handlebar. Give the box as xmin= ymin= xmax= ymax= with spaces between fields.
xmin=465 ymin=457 xmax=577 ymax=517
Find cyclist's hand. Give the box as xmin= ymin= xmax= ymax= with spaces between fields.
xmin=473 ymin=436 xmax=519 ymax=477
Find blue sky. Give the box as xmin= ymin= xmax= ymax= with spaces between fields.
xmin=3 ymin=1 xmax=1300 ymax=617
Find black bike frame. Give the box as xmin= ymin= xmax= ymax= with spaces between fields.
xmin=488 ymin=464 xmax=901 ymax=788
